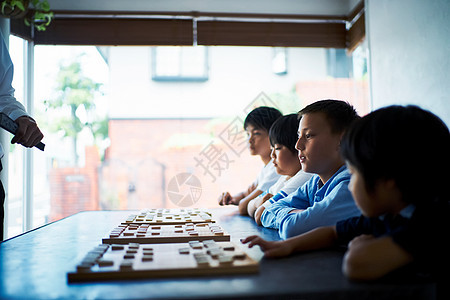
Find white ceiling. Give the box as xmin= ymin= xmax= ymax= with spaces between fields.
xmin=47 ymin=0 xmax=362 ymax=16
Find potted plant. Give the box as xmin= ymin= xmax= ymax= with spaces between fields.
xmin=1 ymin=0 xmax=53 ymax=31
xmin=1 ymin=0 xmax=29 ymax=18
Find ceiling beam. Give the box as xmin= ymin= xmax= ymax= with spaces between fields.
xmin=10 ymin=2 xmax=365 ymax=49
xmin=33 ymin=18 xmax=193 ymax=46
xmin=198 ymin=21 xmax=346 ymax=48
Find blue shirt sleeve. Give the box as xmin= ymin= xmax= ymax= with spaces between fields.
xmin=260 ymin=176 xmax=316 ymax=229
xmin=278 ymin=180 xmax=360 ymax=239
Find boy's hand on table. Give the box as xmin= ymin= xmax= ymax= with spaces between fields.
xmin=241 ymin=235 xmax=293 ymax=258
xmin=218 ymin=192 xmax=239 ymax=206
xmin=218 ymin=192 xmax=230 ymax=205
xmin=348 ymin=234 xmax=375 ymax=249
xmin=254 ymin=193 xmax=272 ymax=208
xmin=254 ymin=205 xmax=266 ymax=225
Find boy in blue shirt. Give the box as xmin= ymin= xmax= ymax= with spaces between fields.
xmin=258 ymin=100 xmax=361 ymax=239
xmin=243 ymin=105 xmax=450 ymax=296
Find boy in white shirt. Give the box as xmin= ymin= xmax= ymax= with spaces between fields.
xmin=218 ymin=106 xmax=282 ymax=215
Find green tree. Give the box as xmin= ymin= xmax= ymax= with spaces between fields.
xmin=44 ymin=55 xmax=107 ymax=165
xmin=268 ymin=86 xmax=302 ymax=114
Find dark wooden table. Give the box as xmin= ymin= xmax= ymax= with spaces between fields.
xmin=0 ymin=207 xmax=436 ymax=299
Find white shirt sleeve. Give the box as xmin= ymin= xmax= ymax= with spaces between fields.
xmin=254 ymin=159 xmax=281 ymax=192
xmin=0 ymin=30 xmax=28 ymax=121
xmin=280 ymin=170 xmax=314 ymax=195
xmin=268 ymin=175 xmax=289 ymax=195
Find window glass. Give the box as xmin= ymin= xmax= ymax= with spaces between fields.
xmin=7 ymin=43 xmax=369 ymax=238
xmin=7 ymin=35 xmax=25 ymax=238
xmin=152 ymin=46 xmax=208 ymax=81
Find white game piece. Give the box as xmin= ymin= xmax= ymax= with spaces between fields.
xmin=223 ymin=245 xmax=235 ymax=251
xmin=178 ymin=247 xmax=190 ymax=254
xmin=98 ymin=259 xmax=114 ymax=267
xmin=142 ymin=255 xmax=154 ymax=262
xmin=128 ymin=243 xmax=140 ymax=249
xmin=207 ymin=248 xmax=223 ymax=258
xmin=120 ymin=261 xmax=133 ymax=270
xmin=233 ymin=252 xmax=246 ymax=260
xmin=218 ymin=255 xmax=234 ymax=265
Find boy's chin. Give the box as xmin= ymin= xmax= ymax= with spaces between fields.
xmin=300 ymin=163 xmax=313 ymax=174
xmin=359 ymin=208 xmax=378 ymax=218
xmin=249 ymin=149 xmax=261 ymax=156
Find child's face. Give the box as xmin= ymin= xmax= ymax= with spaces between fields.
xmin=347 ymin=163 xmax=403 ymax=217
xmin=271 ymin=144 xmax=301 ymax=176
xmin=347 ymin=163 xmax=377 ymax=217
xmin=295 ymin=112 xmax=343 ymax=179
xmin=246 ymin=124 xmax=271 ymax=158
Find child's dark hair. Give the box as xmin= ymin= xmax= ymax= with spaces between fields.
xmin=244 ymin=106 xmax=282 ymax=132
xmin=269 ymin=114 xmax=299 ymax=154
xmin=341 ymin=105 xmax=450 ymax=205
xmin=298 ymin=100 xmax=360 ymax=134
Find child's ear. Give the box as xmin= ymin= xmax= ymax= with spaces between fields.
xmin=336 ymin=132 xmax=345 ymax=150
xmin=384 ymin=179 xmax=399 ymax=192
xmin=376 ymin=178 xmax=404 ymax=209
xmin=376 ymin=178 xmax=397 ymax=189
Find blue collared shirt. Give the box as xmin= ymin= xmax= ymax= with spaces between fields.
xmin=261 ymin=165 xmax=361 ymax=239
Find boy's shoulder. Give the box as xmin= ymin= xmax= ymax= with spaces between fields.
xmin=323 ymin=165 xmax=351 ymax=190
xmin=332 ymin=165 xmax=351 ymax=182
xmin=301 ymin=166 xmax=350 ymax=192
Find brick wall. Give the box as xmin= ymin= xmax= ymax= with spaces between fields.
xmin=49 ymin=146 xmax=100 ymax=221
xmin=99 ymin=118 xmax=261 ymax=210
xmin=296 ymin=79 xmax=370 ymax=116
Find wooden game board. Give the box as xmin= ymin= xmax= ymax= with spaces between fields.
xmin=123 ymin=208 xmax=214 ymax=225
xmin=68 ymin=241 xmax=259 ymax=282
xmin=102 ymin=222 xmax=230 ymax=244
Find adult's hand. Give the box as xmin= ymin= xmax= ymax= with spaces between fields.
xmin=11 ymin=116 xmax=44 ymax=148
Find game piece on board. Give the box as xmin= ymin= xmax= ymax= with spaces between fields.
xmin=102 ymin=223 xmax=230 ymax=244
xmin=68 ymin=241 xmax=258 ymax=282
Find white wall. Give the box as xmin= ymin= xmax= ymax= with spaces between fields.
xmin=366 ymin=0 xmax=450 ymax=126
xmin=108 ymin=46 xmax=328 ymax=119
